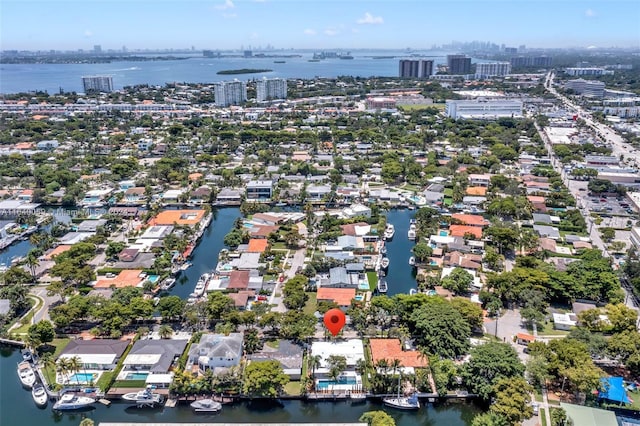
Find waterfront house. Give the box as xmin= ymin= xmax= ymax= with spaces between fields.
xmin=150 ymin=209 xmax=205 ymax=227
xmin=216 ymin=188 xmax=243 ymax=204
xmin=187 ymin=333 xmax=243 ymax=373
xmin=246 ymin=180 xmax=273 ymax=200
xmin=59 ymin=339 xmax=130 ymax=370
xmin=310 ymin=339 xmax=365 ymax=378
xmin=76 ymin=219 xmax=107 ymax=233
xmin=307 ymin=185 xmax=332 ymax=201
xmin=369 ymin=339 xmax=428 ymax=374
xmin=189 ymin=186 xmax=212 ymax=205
xmin=248 ymin=340 xmax=303 ymax=380
xmin=122 ymin=339 xmax=189 ymax=374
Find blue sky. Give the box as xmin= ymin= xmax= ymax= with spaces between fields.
xmin=2 ymin=0 xmax=639 ymax=50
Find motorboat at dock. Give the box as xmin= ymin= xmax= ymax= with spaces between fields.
xmin=122 ymin=386 xmax=163 ymax=407
xmin=17 ymin=361 xmax=36 ymax=388
xmin=31 ymin=384 xmax=49 ymax=407
xmin=190 ymin=398 xmax=222 ymax=413
xmin=53 ymin=393 xmax=96 ymax=411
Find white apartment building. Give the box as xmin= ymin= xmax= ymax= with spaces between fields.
xmin=445 ymin=99 xmax=523 ymax=120
xmin=564 ymin=67 xmax=614 ymax=76
xmin=82 ymin=75 xmax=113 ymax=93
xmin=214 ymin=80 xmax=247 ymax=107
xmin=475 ymin=62 xmax=511 ymax=78
xmin=256 ymin=77 xmax=287 ymax=102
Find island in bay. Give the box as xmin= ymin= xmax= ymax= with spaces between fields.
xmin=216 ymin=68 xmax=272 ymax=75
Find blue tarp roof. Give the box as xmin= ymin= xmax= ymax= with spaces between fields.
xmin=599 ymin=377 xmax=630 ymax=404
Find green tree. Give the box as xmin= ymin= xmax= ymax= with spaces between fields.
xmin=471 ymin=412 xmax=509 ymax=426
xmin=207 ymin=292 xmax=234 ymax=320
xmin=490 ymin=377 xmax=533 ymax=425
xmin=243 ymin=360 xmax=289 ymax=397
xmin=27 ymin=320 xmax=55 ymax=347
xmin=450 ymin=297 xmax=484 ymax=330
xmin=411 ymin=300 xmax=471 ymax=358
xmin=157 ymin=295 xmax=186 ymax=321
xmin=462 ymin=342 xmax=525 ymax=401
xmin=158 ymin=324 xmax=173 ymax=339
xmin=551 ymin=408 xmax=570 ymax=426
xmin=359 ymin=410 xmax=396 ymax=426
xmin=441 ymin=267 xmax=474 ymax=295
xmin=412 ymin=242 xmax=433 ymax=262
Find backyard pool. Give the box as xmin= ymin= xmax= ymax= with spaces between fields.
xmin=354 ymin=294 xmax=364 ymax=302
xmin=147 ymin=275 xmax=160 ymax=283
xmin=124 ymin=372 xmax=149 ymax=381
xmin=439 ymin=230 xmax=449 ymax=237
xmin=316 ymin=376 xmax=359 ymax=390
xmin=67 ymin=372 xmax=98 ymax=384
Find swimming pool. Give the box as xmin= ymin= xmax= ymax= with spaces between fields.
xmin=125 ymin=372 xmax=149 ymax=381
xmin=354 ymin=294 xmax=364 ymax=302
xmin=316 ymin=376 xmax=358 ymax=390
xmin=147 ymin=275 xmax=160 ymax=283
xmin=439 ymin=230 xmax=449 ymax=237
xmin=68 ymin=373 xmax=97 ymax=384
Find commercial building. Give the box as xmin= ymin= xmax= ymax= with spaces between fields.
xmin=365 ymin=97 xmax=396 ymax=111
xmin=82 ymin=75 xmax=113 ymax=93
xmin=398 ymin=59 xmax=433 ymax=78
xmin=214 ymin=80 xmax=247 ymax=107
xmin=445 ymin=99 xmax=523 ymax=120
xmin=475 ymin=62 xmax=511 ymax=78
xmin=564 ymin=79 xmax=605 ymax=98
xmin=447 ymin=55 xmax=472 ymax=74
xmin=256 ymin=77 xmax=287 ymax=102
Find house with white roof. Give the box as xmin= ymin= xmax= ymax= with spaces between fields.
xmin=187 ymin=333 xmax=244 ymax=373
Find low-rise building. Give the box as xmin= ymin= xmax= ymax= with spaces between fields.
xmin=188 ymin=333 xmax=243 ymax=373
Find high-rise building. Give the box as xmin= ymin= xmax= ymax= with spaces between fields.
xmin=564 ymin=79 xmax=605 ymax=98
xmin=214 ymin=80 xmax=247 ymax=107
xmin=510 ymin=56 xmax=553 ymax=68
xmin=398 ymin=60 xmax=433 ymax=78
xmin=82 ymin=75 xmax=113 ymax=93
xmin=256 ymin=77 xmax=287 ymax=102
xmin=93 ymin=45 xmax=102 ymax=54
xmin=447 ymin=55 xmax=472 ymax=75
xmin=475 ymin=62 xmax=512 ymax=79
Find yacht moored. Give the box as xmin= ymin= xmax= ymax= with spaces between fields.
xmin=383 ymin=224 xmax=395 ymax=240
xmin=408 ymin=223 xmax=417 ymax=240
xmin=190 ymin=398 xmax=222 ymax=413
xmin=122 ymin=386 xmax=163 ymax=407
xmin=31 ymin=384 xmax=48 ymax=407
xmin=380 ymin=257 xmax=390 ymax=271
xmin=409 ymin=256 xmax=416 ymax=266
xmin=17 ymin=361 xmax=36 ymax=388
xmin=53 ymin=393 xmax=95 ymax=411
xmin=377 ymin=278 xmax=388 ymax=294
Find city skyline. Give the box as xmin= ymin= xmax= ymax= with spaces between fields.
xmin=1 ymin=0 xmax=639 ymax=51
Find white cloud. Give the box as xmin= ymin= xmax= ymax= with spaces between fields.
xmin=357 ymin=12 xmax=383 ymax=25
xmin=585 ymin=8 xmax=596 ymax=17
xmin=304 ymin=29 xmax=317 ymax=36
xmin=215 ymin=0 xmax=234 ymax=10
xmin=83 ymin=30 xmax=93 ymax=38
xmin=324 ymin=28 xmax=339 ymax=36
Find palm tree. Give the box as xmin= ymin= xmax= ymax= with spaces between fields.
xmin=158 ymin=324 xmax=173 ymax=339
xmin=40 ymin=352 xmax=57 ymax=387
xmin=56 ymin=358 xmax=71 ymax=385
xmin=25 ymin=249 xmax=40 ymax=284
xmin=309 ymin=354 xmax=322 ymax=391
xmin=79 ymin=419 xmax=95 ymax=426
xmin=67 ymin=356 xmax=83 ymax=384
xmin=390 ymin=358 xmax=403 ymax=378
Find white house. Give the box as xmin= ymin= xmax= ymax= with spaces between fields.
xmin=187 ymin=333 xmax=243 ymax=373
xmin=552 ymin=312 xmax=578 ymax=330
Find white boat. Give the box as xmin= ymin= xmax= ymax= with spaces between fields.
xmin=383 ymin=376 xmax=420 ymax=410
xmin=380 ymin=245 xmax=387 ymax=255
xmin=383 ymin=393 xmax=420 ymax=410
xmin=380 ymin=257 xmax=390 ymax=270
xmin=409 ymin=288 xmax=418 ymax=295
xmin=350 ymin=393 xmax=367 ymax=404
xmin=409 ymin=256 xmax=416 ymax=266
xmin=190 ymin=398 xmax=222 ymax=413
xmin=377 ymin=278 xmax=388 ymax=294
xmin=160 ymin=278 xmax=176 ymax=291
xmin=32 ymin=384 xmax=48 ymax=407
xmin=383 ymin=224 xmax=395 ymax=240
xmin=192 ymin=273 xmax=210 ymax=297
xmin=21 ymin=349 xmax=33 ymax=362
xmin=122 ymin=386 xmax=163 ymax=406
xmin=408 ymin=223 xmax=417 ymax=240
xmin=53 ymin=393 xmax=95 ymax=410
xmin=179 ymin=262 xmax=192 ymax=271
xmin=17 ymin=361 xmax=36 ymax=388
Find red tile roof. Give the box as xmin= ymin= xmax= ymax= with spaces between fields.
xmin=316 ymin=287 xmax=356 ymax=307
xmin=369 ymin=339 xmax=428 ymax=368
xmin=228 ymin=270 xmax=250 ymax=290
xmin=449 ymin=225 xmax=483 ymax=239
xmin=451 ymin=214 xmax=489 ymax=227
xmin=247 ymin=239 xmax=269 ymax=253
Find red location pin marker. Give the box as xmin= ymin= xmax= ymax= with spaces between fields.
xmin=323 ymin=308 xmax=346 ymax=336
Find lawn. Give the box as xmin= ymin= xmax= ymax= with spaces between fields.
xmin=265 ymin=339 xmax=280 ymax=349
xmin=366 ymin=271 xmax=378 ymax=291
xmin=41 ymin=338 xmax=72 ymax=387
xmin=10 ymin=295 xmax=41 ymax=335
xmin=113 ymin=379 xmax=147 ymax=388
xmin=303 ymin=292 xmax=317 ymax=316
xmin=271 ymin=242 xmax=287 ymax=250
xmin=527 ymin=321 xmax=570 ymax=337
xmin=284 ymin=381 xmax=301 ymax=396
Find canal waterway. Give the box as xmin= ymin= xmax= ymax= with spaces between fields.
xmin=0 ymin=345 xmax=480 ymax=425
xmin=384 ymin=209 xmax=418 ymax=296
xmin=166 ymin=207 xmax=241 ymax=299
